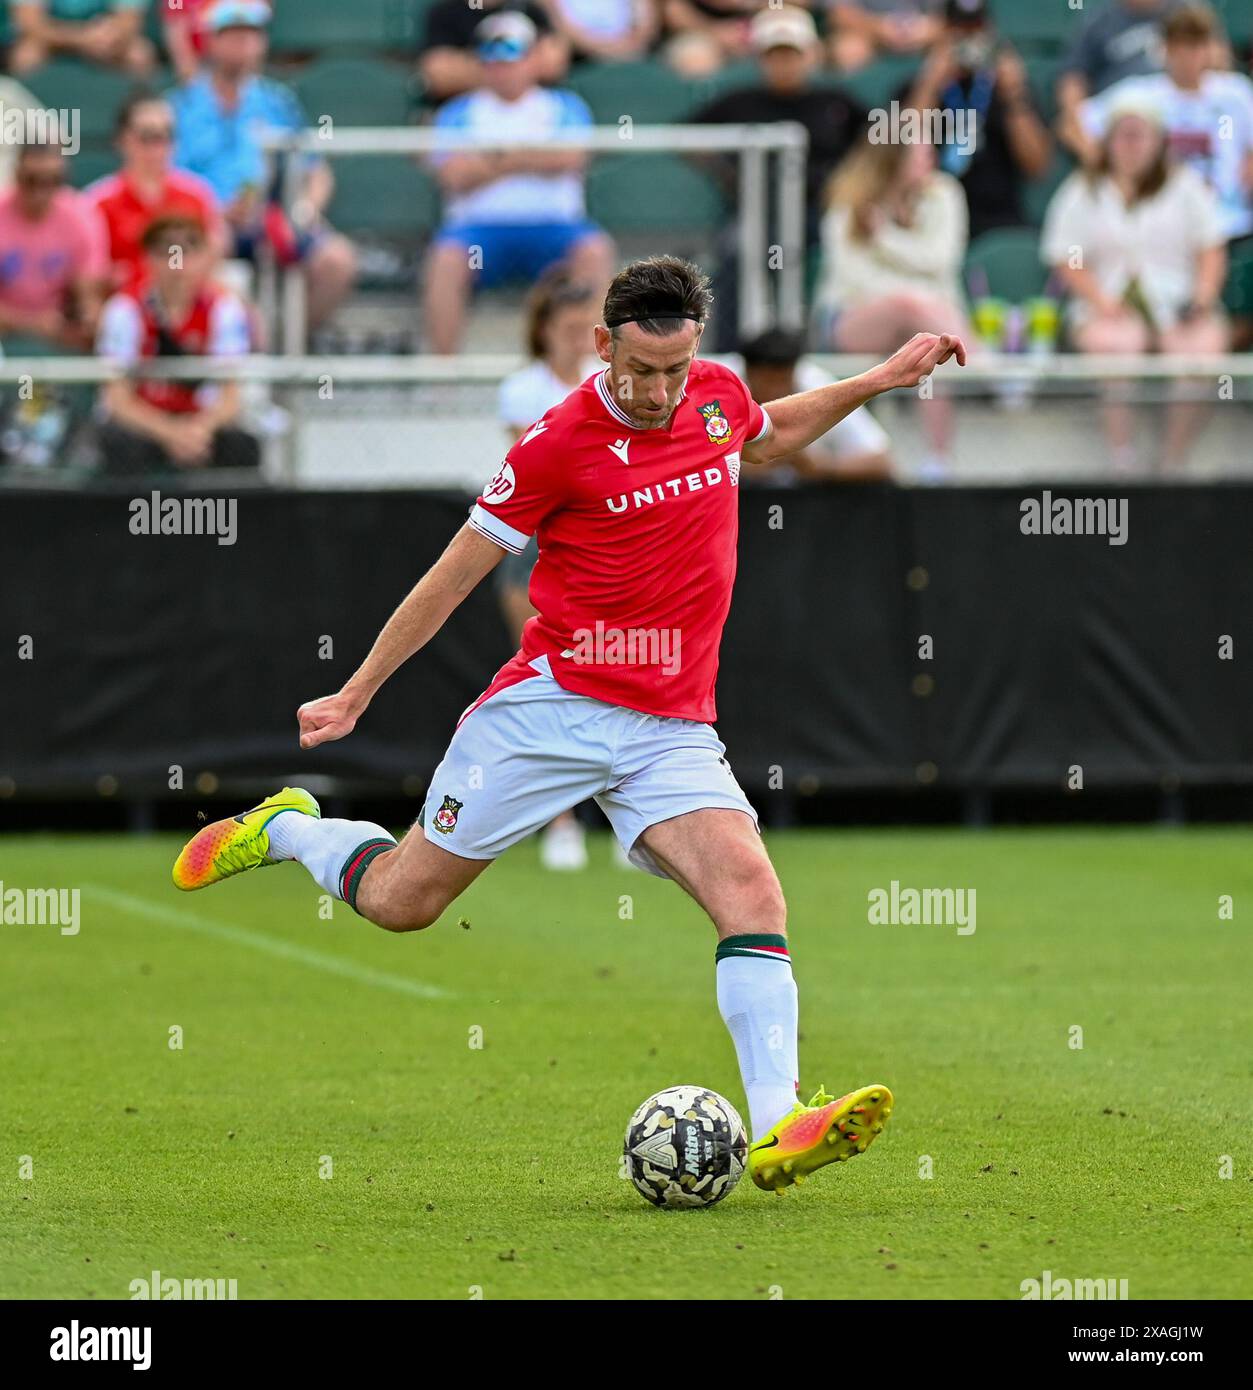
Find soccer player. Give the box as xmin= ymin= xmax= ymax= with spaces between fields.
xmin=173 ymin=257 xmax=965 ymax=1193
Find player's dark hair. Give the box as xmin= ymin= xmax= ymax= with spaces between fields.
xmin=524 ymin=270 xmax=597 ymax=360
xmin=739 ymin=328 xmax=805 ymax=369
xmin=603 ymin=256 xmax=712 ymax=337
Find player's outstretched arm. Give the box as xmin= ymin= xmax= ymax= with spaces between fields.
xmin=744 ymin=332 xmax=967 ymax=464
xmin=296 ymin=524 xmax=505 ymax=750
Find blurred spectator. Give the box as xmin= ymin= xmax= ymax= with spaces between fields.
xmin=161 ymin=0 xmax=219 ymax=83
xmin=423 ymin=13 xmax=615 ymax=354
xmin=547 ymin=0 xmax=659 ymax=64
xmin=827 ymin=0 xmax=943 ymax=72
xmin=496 ymin=271 xmax=601 ymax=870
xmin=0 ymin=72 xmax=43 ymax=190
xmin=95 ymin=212 xmax=259 ymax=473
xmin=1057 ymin=0 xmax=1181 ymax=154
xmin=661 ymin=0 xmax=758 ymax=79
xmin=0 ymin=142 xmax=108 ymax=350
xmin=691 ymin=7 xmax=866 ymax=246
xmin=815 ymin=139 xmax=969 ymax=474
xmin=169 ymin=0 xmax=356 ymax=332
xmin=1076 ymin=4 xmax=1253 ymax=241
xmin=84 ymin=91 xmax=226 ymax=291
xmin=1041 ymin=104 xmax=1227 ymax=472
xmin=7 ymin=0 xmax=156 ymax=76
xmin=418 ymin=0 xmax=570 ymax=105
xmin=731 ymin=328 xmax=893 ymax=480
xmin=903 ymin=0 xmax=1052 ymax=240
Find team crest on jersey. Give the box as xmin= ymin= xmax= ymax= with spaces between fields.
xmin=432 ymin=795 xmax=463 ymax=834
xmin=698 ymin=400 xmax=731 ymax=442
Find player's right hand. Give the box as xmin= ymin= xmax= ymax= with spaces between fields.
xmin=297 ymin=692 xmax=361 ymax=749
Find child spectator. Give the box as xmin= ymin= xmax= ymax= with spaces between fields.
xmin=95 ymin=212 xmax=259 ymax=472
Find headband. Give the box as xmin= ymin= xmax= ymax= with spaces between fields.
xmin=603 ymin=311 xmax=704 ymax=329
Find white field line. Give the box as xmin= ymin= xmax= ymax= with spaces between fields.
xmin=87 ymin=884 xmax=450 ymax=1001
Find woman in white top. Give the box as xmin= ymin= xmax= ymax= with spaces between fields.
xmin=1041 ymin=102 xmax=1228 ymax=471
xmin=816 ymin=138 xmax=970 ymax=475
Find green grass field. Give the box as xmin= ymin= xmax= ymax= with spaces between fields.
xmin=2 ymin=826 xmax=1249 ymax=1300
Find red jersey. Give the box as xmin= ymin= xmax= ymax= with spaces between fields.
xmin=470 ymin=359 xmax=769 ymax=723
xmin=83 ymin=169 xmax=224 ymax=289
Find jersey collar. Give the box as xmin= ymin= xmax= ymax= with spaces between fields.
xmin=595 ymin=368 xmax=688 ymax=432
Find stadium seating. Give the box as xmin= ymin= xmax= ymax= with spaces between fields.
xmin=585 ymin=154 xmax=725 ymax=233
xmin=964 ymin=226 xmax=1050 ymax=302
xmin=268 ymin=0 xmax=419 ymax=55
xmin=327 ymin=156 xmax=440 ymax=236
xmin=292 ymin=57 xmax=417 ymax=128
xmin=566 ymin=60 xmax=695 ymax=125
xmin=25 ymin=61 xmax=154 ymax=143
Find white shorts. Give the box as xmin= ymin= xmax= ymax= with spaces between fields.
xmin=420 ymin=657 xmax=758 ymax=878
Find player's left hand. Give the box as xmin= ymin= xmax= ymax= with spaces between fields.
xmin=882 ymin=332 xmax=967 ymax=390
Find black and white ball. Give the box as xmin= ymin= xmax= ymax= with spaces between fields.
xmin=623 ymin=1086 xmax=748 ymax=1208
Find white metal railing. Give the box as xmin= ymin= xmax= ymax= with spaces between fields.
xmin=5 ymin=353 xmax=1253 ymax=383
xmin=261 ymin=123 xmax=810 ymax=351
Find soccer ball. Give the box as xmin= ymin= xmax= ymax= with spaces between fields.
xmin=623 ymin=1085 xmax=748 ymax=1208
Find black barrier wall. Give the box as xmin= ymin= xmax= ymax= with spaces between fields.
xmin=1 ymin=486 xmax=1250 ymax=798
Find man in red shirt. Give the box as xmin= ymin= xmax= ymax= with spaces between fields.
xmin=83 ymin=92 xmax=226 ymax=291
xmin=173 ymin=257 xmax=964 ymax=1192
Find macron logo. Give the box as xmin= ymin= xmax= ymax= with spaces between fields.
xmin=608 ymin=438 xmax=630 ymax=465
xmin=521 ymin=421 xmax=548 ymax=446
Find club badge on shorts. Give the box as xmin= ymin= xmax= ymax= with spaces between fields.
xmin=432 ymin=795 xmax=463 ymax=834
xmin=698 ymin=400 xmax=731 ymax=443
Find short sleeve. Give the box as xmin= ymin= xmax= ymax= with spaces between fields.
xmin=96 ymin=294 xmax=142 ymax=361
xmin=468 ymin=427 xmax=569 ymax=554
xmin=557 ymin=91 xmax=593 ymax=128
xmin=722 ymin=367 xmax=768 ymax=443
xmin=1040 ymin=172 xmax=1087 ymax=268
xmin=207 ymin=293 xmax=252 ymax=355
xmin=75 ymin=197 xmax=110 ymax=279
xmin=1179 ymin=168 xmax=1224 ymax=251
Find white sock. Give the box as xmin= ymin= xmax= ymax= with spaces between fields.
xmin=716 ymin=937 xmax=799 ymax=1140
xmin=267 ymin=812 xmax=395 ymax=905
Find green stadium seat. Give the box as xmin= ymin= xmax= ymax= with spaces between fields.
xmin=994 ymin=0 xmax=1085 ymax=53
xmin=293 ymin=57 xmax=416 ymax=127
xmin=585 ymin=153 xmax=725 ymax=232
xmin=685 ymin=59 xmax=761 ymax=113
xmin=1222 ymin=237 xmax=1253 ymax=316
xmin=327 ymin=155 xmax=440 ymax=236
xmin=68 ymin=149 xmax=120 ymax=190
xmin=566 ymin=60 xmax=694 ymax=125
xmin=1027 ymin=54 xmax=1065 ymax=125
xmin=25 ymin=62 xmax=163 ymax=144
xmin=268 ymin=0 xmax=418 ymax=55
xmin=1023 ymin=152 xmax=1074 ymax=228
xmin=833 ymin=56 xmax=920 ymax=112
xmin=1212 ymin=0 xmax=1253 ymax=47
xmin=964 ymin=226 xmax=1050 ymax=301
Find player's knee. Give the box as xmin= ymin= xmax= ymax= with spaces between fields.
xmin=723 ymin=856 xmax=787 ymax=935
xmin=371 ymin=897 xmax=440 ymax=933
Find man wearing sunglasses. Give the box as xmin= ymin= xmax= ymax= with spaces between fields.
xmin=0 ymin=141 xmax=109 ymax=351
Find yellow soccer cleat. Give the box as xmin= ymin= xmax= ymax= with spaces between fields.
xmin=748 ymin=1083 xmax=894 ymax=1193
xmin=172 ymin=786 xmax=320 ymax=891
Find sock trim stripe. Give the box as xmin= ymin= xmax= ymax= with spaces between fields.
xmin=340 ymin=838 xmax=395 ymax=910
xmin=718 ymin=944 xmax=791 ymax=962
xmin=716 ymin=934 xmax=790 ymax=963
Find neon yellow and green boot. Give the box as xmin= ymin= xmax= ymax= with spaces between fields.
xmin=748 ymin=1083 xmax=894 ymax=1193
xmin=172 ymin=786 xmax=320 ymax=891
